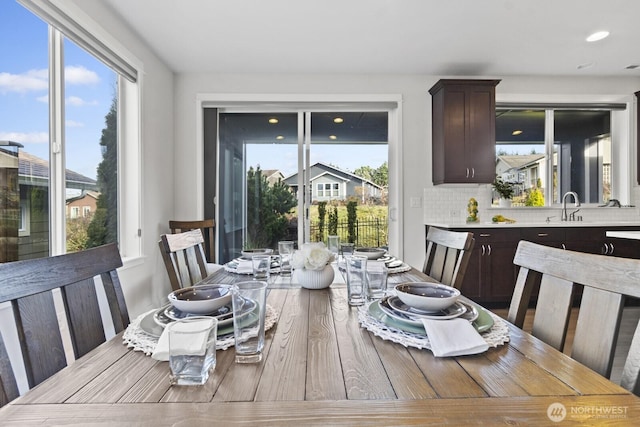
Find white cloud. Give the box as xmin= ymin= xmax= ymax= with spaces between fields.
xmin=66 ymin=120 xmax=84 ymax=128
xmin=0 ymin=131 xmax=49 ymax=144
xmin=65 ymin=65 xmax=99 ymax=85
xmin=36 ymin=95 xmax=48 ymax=103
xmin=66 ymin=96 xmax=98 ymax=107
xmin=0 ymin=69 xmax=48 ymax=93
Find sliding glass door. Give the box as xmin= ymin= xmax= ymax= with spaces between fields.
xmin=215 ymin=109 xmax=389 ymax=263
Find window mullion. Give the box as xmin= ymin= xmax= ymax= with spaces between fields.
xmin=544 ymin=109 xmax=554 ymax=206
xmin=49 ymin=27 xmax=66 ymax=256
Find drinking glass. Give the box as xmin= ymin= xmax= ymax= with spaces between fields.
xmin=252 ymin=254 xmax=271 ymax=281
xmin=168 ymin=316 xmax=218 ymax=385
xmin=232 ymin=280 xmax=268 ymax=363
xmin=345 ymin=255 xmax=368 ymax=306
xmin=278 ymin=241 xmax=294 ymax=277
xmin=366 ymin=261 xmax=388 ymax=300
xmin=327 ymin=235 xmax=340 ymax=260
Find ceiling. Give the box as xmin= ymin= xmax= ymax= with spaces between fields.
xmin=101 ymin=0 xmax=640 ymax=77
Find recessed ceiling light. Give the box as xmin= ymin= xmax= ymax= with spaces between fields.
xmin=586 ymin=31 xmax=609 ymax=42
xmin=268 ymin=118 xmax=278 ymax=124
xmin=276 ymin=135 xmax=284 ymax=140
xmin=329 ymin=135 xmax=337 ymax=140
xmin=512 ymin=130 xmax=523 ymax=136
xmin=577 ymin=62 xmax=595 ymax=70
xmin=333 ymin=117 xmax=344 ymax=124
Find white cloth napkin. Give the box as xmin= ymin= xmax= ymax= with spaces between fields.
xmin=151 ymin=318 xmax=216 ymax=361
xmin=422 ymin=318 xmax=489 ymax=357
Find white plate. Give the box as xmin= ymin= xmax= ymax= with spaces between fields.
xmin=139 ymin=310 xmax=165 ymax=337
xmin=380 ymin=296 xmax=467 ymax=321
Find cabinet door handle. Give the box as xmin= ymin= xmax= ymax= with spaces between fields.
xmin=471 ymin=167 xmax=475 ymax=178
xmin=487 ymin=244 xmax=492 ymax=256
xmin=479 ymin=233 xmax=491 ymax=237
xmin=602 ymin=243 xmax=609 ymax=255
xmin=481 ymin=245 xmax=485 ymax=256
xmin=537 ymin=233 xmax=548 ymax=237
xmin=609 ymin=243 xmax=614 ymax=255
xmin=561 ymin=243 xmax=566 ymax=250
xmin=466 ymin=168 xmax=470 ymax=178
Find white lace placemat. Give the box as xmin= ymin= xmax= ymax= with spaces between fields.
xmin=123 ymin=304 xmax=279 ymax=355
xmin=357 ymin=301 xmax=509 ymax=351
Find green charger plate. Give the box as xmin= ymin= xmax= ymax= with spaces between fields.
xmin=368 ymin=300 xmax=494 ymax=335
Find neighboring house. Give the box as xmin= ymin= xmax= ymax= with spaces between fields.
xmin=283 ymin=162 xmax=384 ymax=202
xmin=261 ymin=169 xmax=284 ymax=186
xmin=66 ymin=190 xmax=100 ymax=219
xmin=18 ymin=151 xmax=98 ymax=260
xmin=496 ymin=154 xmax=546 ymax=190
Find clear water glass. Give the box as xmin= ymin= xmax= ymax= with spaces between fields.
xmin=232 ymin=280 xmax=268 ymax=363
xmin=168 ymin=316 xmax=218 ymax=386
xmin=346 ymin=255 xmax=368 ymax=306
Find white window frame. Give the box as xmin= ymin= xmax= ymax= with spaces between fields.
xmin=19 ymin=0 xmax=143 ymax=259
xmin=195 ymin=94 xmax=403 ymax=260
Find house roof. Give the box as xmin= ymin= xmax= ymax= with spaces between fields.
xmin=18 ymin=151 xmax=98 ymax=189
xmin=261 ymin=169 xmax=283 ymax=179
xmin=283 ymin=162 xmax=383 ymax=189
xmin=498 ymin=154 xmax=545 ymax=171
xmin=66 ymin=190 xmax=100 ymax=204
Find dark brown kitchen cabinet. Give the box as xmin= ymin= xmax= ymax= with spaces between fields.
xmin=431 ymin=224 xmax=640 ymax=306
xmin=448 ymin=227 xmax=519 ymax=303
xmin=429 ymin=79 xmax=500 ymax=184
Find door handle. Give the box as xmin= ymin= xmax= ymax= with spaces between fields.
xmin=466 ymin=168 xmax=470 ymax=178
xmin=471 ymin=167 xmax=475 ymax=178
xmin=481 ymin=245 xmax=485 ymax=256
xmin=487 ymin=244 xmax=492 ymax=256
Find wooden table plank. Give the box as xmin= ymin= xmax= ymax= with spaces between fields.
xmin=4 ymin=395 xmax=640 ymax=425
xmin=306 ymin=288 xmax=347 ymax=401
xmin=255 ymin=288 xmax=309 ymax=401
xmin=330 ymin=289 xmax=396 ymax=400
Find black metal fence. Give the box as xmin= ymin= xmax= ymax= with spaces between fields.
xmin=309 ymin=216 xmax=388 ymax=248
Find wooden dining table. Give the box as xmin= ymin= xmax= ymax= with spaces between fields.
xmin=1 ymin=265 xmax=639 ymax=425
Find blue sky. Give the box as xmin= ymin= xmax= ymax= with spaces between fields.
xmin=0 ymin=1 xmax=116 ymax=181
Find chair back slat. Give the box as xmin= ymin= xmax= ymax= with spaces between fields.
xmin=0 ymin=243 xmax=129 ymax=404
xmin=170 ymin=219 xmax=216 ymax=263
xmin=62 ymin=279 xmax=105 ymax=358
xmin=423 ymin=228 xmax=475 ymax=289
xmin=509 ymin=240 xmax=640 ymax=395
xmin=531 ymin=274 xmax=574 ymax=350
xmin=15 ymin=292 xmax=67 ymax=388
xmin=160 ymin=229 xmax=209 ymax=290
xmin=0 ymin=332 xmax=19 ymax=406
xmin=572 ymin=288 xmax=624 ymax=378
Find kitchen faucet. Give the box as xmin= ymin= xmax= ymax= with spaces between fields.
xmin=561 ymin=191 xmax=581 ymax=221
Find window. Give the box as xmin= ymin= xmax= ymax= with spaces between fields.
xmin=1 ymin=1 xmax=141 ymax=260
xmin=317 ymin=183 xmax=324 ymax=197
xmin=495 ymin=106 xmax=619 ymax=207
xmin=332 ymin=183 xmax=339 ymax=197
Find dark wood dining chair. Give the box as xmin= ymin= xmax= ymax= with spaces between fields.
xmin=0 ymin=243 xmax=129 ymax=404
xmin=159 ymin=229 xmax=209 ymax=291
xmin=169 ymin=219 xmax=216 ymax=264
xmin=508 ymin=240 xmax=640 ymax=395
xmin=423 ymin=227 xmax=475 ymax=289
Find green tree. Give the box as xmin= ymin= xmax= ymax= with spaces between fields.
xmin=346 ymin=200 xmax=358 ymax=243
xmin=317 ymin=201 xmax=327 ymax=241
xmin=353 ymin=165 xmax=373 ymax=182
xmin=246 ymin=166 xmax=297 ymax=249
xmin=372 ymin=161 xmax=388 ymax=187
xmin=327 ymin=205 xmax=338 ymax=235
xmin=87 ymin=97 xmax=118 ymax=248
xmin=525 ymin=188 xmax=545 ymax=206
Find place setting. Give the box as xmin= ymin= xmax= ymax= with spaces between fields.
xmin=358 ymin=281 xmax=510 ymax=357
xmin=338 ymin=247 xmax=412 ymax=274
xmin=123 ymin=282 xmax=279 ymax=356
xmin=223 ymin=248 xmax=281 ymax=275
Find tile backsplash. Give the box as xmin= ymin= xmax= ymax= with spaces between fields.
xmin=423 ymin=185 xmax=640 ymax=225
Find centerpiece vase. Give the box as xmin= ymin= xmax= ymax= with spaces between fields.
xmin=294 ymin=264 xmax=335 ymax=290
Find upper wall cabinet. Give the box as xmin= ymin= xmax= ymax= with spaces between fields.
xmin=429 ymin=79 xmax=500 ymax=184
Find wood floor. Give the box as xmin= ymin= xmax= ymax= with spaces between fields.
xmin=493 ymin=306 xmax=640 ymax=384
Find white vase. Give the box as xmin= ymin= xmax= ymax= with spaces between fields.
xmin=294 ymin=265 xmax=335 ymax=290
xmin=498 ymin=198 xmax=512 ymax=208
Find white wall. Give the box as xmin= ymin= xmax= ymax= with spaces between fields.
xmin=173 ymin=74 xmax=640 ymax=270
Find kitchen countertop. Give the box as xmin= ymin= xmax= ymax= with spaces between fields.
xmin=427 ymin=221 xmax=640 ymax=229
xmin=606 ymin=230 xmax=640 ymax=240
